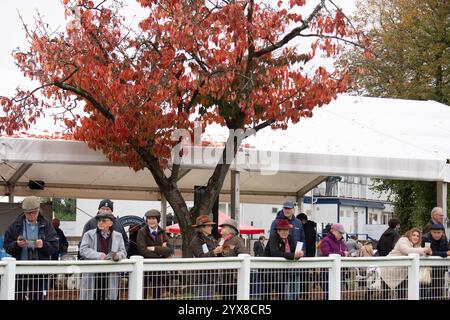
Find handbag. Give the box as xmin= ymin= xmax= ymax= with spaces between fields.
xmin=419 ymin=267 xmax=432 ymax=285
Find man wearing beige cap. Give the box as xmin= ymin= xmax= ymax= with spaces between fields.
xmin=3 ymin=196 xmax=58 ymax=300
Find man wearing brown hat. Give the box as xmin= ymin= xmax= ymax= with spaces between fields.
xmin=136 ymin=209 xmax=172 ymax=299
xmin=3 ymin=196 xmax=59 ymax=300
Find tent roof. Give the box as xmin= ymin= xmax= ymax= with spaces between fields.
xmin=1 ymin=95 xmax=449 ymax=204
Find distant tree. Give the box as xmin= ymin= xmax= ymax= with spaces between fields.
xmin=337 ymin=0 xmax=449 ymax=103
xmin=53 ymin=198 xmax=77 ymax=221
xmin=337 ymin=0 xmax=449 ymax=228
xmin=0 ymin=0 xmax=363 ymax=256
xmin=371 ymin=180 xmax=440 ymax=232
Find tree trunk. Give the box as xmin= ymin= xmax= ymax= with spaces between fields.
xmin=159 ymin=185 xmax=194 ymax=258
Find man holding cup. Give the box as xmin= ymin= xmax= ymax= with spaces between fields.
xmin=421 ymin=224 xmax=450 ymax=299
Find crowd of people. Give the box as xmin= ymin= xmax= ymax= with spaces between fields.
xmin=2 ymin=196 xmax=449 ymax=300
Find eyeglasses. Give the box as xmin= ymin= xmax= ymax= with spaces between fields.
xmin=24 ymin=211 xmax=39 ymax=215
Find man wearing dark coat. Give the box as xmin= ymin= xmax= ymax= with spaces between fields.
xmin=421 ymin=223 xmax=450 ymax=299
xmin=377 ymin=218 xmax=400 ymax=256
xmin=137 ymin=209 xmax=172 ymax=299
xmin=253 ymin=236 xmax=266 ymax=256
xmin=3 ymin=196 xmax=58 ymax=300
xmin=297 ymin=213 xmax=317 ymax=257
xmin=423 ymin=207 xmax=446 ymax=235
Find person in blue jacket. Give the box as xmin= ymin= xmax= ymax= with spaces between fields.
xmin=269 ymin=200 xmax=305 ymax=243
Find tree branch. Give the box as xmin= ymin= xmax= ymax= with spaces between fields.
xmin=253 ymin=0 xmax=325 ymax=58
xmin=52 ymin=81 xmax=115 ymax=121
xmin=252 ymin=119 xmax=275 ymax=132
xmin=10 ymin=83 xmax=53 ymax=103
xmin=300 ymin=33 xmax=366 ymax=49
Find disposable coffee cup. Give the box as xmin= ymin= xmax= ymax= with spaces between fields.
xmin=424 ymin=242 xmax=431 ymax=248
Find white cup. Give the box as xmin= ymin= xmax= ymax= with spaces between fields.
xmin=424 ymin=242 xmax=431 ymax=248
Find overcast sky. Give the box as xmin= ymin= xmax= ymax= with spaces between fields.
xmin=0 ymin=0 xmax=356 ymax=131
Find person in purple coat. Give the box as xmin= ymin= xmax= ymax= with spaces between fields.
xmin=320 ymin=223 xmax=347 ymax=257
xmin=320 ymin=223 xmax=347 ymax=299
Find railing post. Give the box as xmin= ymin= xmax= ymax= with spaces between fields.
xmin=408 ymin=253 xmax=420 ymax=300
xmin=329 ymin=254 xmax=341 ymax=300
xmin=1 ymin=257 xmax=16 ymax=300
xmin=128 ymin=256 xmax=144 ymax=300
xmin=237 ymin=254 xmax=251 ymax=300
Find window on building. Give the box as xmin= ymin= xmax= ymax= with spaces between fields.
xmin=272 ymin=207 xmax=278 ymax=214
xmin=382 ymin=212 xmax=393 ymax=225
xmin=368 ymin=212 xmax=379 ymax=224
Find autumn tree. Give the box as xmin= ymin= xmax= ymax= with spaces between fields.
xmin=337 ymin=0 xmax=449 ymax=103
xmin=336 ymin=0 xmax=449 ymax=230
xmin=1 ymin=0 xmax=361 ymax=256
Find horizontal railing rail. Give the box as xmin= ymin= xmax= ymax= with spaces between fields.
xmin=0 ymin=254 xmax=448 ymax=300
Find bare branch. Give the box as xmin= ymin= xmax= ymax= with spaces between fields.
xmin=10 ymin=83 xmax=53 ymax=103
xmin=300 ymin=33 xmax=366 ymax=49
xmin=253 ymin=0 xmax=326 ymax=58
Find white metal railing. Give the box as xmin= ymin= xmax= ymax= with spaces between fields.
xmin=0 ymin=254 xmax=449 ymax=300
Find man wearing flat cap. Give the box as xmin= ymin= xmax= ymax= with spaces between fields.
xmin=137 ymin=209 xmax=172 ymax=259
xmin=3 ymin=196 xmax=59 ymax=300
xmin=136 ymin=209 xmax=172 ymax=299
xmin=79 ymin=199 xmax=129 ymax=256
xmin=421 ymin=223 xmax=450 ymax=299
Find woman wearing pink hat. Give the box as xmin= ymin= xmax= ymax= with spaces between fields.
xmin=318 ymin=223 xmax=347 ymax=300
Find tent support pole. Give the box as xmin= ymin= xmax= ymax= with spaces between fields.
xmin=437 ymin=181 xmax=448 ymax=233
xmin=7 ymin=185 xmax=14 ymax=203
xmin=231 ymin=170 xmax=240 ymax=222
xmin=161 ymin=194 xmax=167 ymax=228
